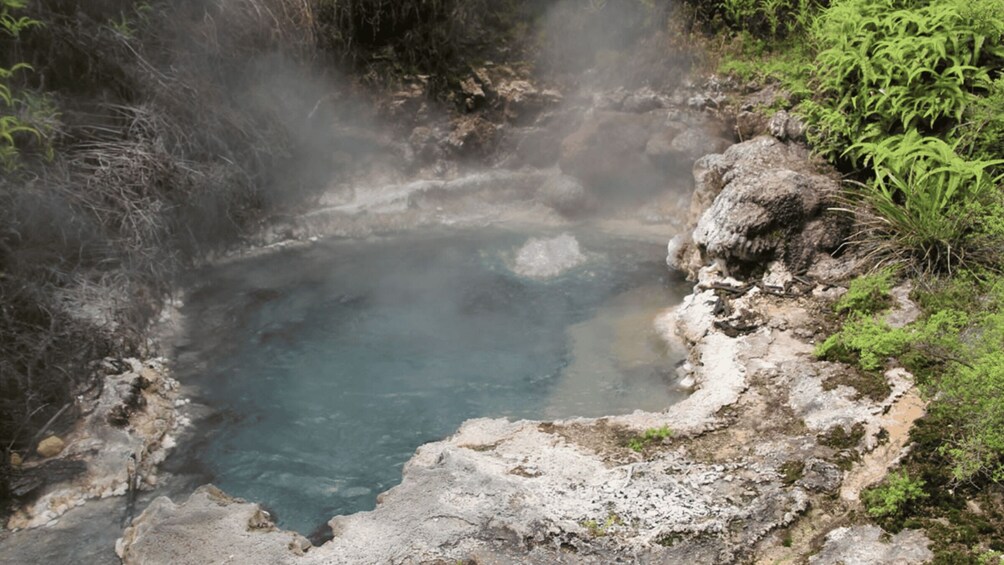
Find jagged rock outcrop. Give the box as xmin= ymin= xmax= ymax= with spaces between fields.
xmin=668 ymin=136 xmax=849 ymax=278
xmin=6 ymin=358 xmax=184 ymax=530
xmin=116 ymin=485 xmax=312 ymax=564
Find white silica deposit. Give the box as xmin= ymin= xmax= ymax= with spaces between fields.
xmin=512 ymin=233 xmax=587 ymax=279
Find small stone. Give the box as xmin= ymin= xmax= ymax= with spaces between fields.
xmin=10 ymin=452 xmax=22 ymax=467
xmin=36 ymin=436 xmax=66 ymax=458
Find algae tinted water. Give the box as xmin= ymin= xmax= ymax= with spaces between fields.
xmin=173 ymin=229 xmax=687 ymax=534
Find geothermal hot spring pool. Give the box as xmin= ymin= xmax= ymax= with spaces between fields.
xmin=171 ymin=228 xmax=689 ymax=535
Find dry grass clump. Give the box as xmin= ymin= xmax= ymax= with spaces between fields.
xmin=1 ymin=0 xmax=335 ymax=501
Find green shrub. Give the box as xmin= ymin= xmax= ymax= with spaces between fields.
xmin=956 ymin=77 xmax=1004 ymax=161
xmin=717 ymin=42 xmax=814 ymax=100
xmin=935 ymin=352 xmax=1004 ymax=483
xmin=835 ymin=268 xmax=896 ymax=314
xmin=627 ymin=425 xmax=672 ymax=452
xmin=815 ymin=314 xmax=911 ymax=371
xmin=895 ymin=273 xmax=1004 ymax=483
xmin=862 ymin=470 xmax=929 ymax=518
xmin=680 ymin=0 xmax=825 ymax=41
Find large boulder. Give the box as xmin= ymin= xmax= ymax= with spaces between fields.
xmin=669 ymin=136 xmax=849 ymax=277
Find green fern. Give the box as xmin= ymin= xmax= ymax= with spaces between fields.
xmin=807 ymin=0 xmax=1004 ymax=161
xmin=0 ymin=0 xmax=46 ymax=170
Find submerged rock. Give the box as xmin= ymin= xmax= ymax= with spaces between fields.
xmin=512 ymin=234 xmax=587 ymax=279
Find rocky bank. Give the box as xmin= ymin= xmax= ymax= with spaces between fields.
xmin=5 ymin=358 xmax=186 ymax=531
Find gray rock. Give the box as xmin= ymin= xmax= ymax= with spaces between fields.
xmin=538 ymin=174 xmax=592 ymax=216
xmin=675 ymin=136 xmax=849 ymax=276
xmin=622 ymin=88 xmax=664 ymax=113
xmin=647 ymin=125 xmax=732 ymax=174
xmin=693 ymin=168 xmax=828 ymax=265
xmin=512 ymin=234 xmax=587 ymax=279
xmin=666 ymin=233 xmax=692 ymax=272
xmin=768 ymin=110 xmax=807 ymax=141
xmin=496 ymin=79 xmax=562 ymax=123
xmin=594 ymin=88 xmax=630 ymax=111
xmin=687 ymin=94 xmax=713 ymax=109
xmin=810 ymin=525 xmax=933 ymax=565
xmin=797 ymin=459 xmax=843 ymax=494
xmin=669 ymin=128 xmax=733 ymax=167
xmin=116 ymin=486 xmax=311 ymax=564
xmin=736 ymin=110 xmax=769 ymax=140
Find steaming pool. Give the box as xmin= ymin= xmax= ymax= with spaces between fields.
xmin=171 ymin=228 xmax=689 ymax=535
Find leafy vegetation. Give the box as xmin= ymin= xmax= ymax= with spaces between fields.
xmin=815 ymin=314 xmax=908 ymax=371
xmin=713 ymin=0 xmax=1004 ymax=274
xmin=862 ymin=470 xmax=928 ymax=519
xmin=809 ymin=0 xmax=1004 ymax=274
xmin=806 ymin=0 xmax=1004 ymax=161
xmin=627 ymin=425 xmax=672 ymax=452
xmin=816 ymin=273 xmax=1004 ymax=484
xmin=833 ymin=268 xmax=895 ymax=314
xmin=678 ymin=0 xmax=825 ymax=42
xmin=0 ymin=0 xmax=45 ymax=170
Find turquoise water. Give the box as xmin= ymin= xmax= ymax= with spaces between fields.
xmin=172 ymin=229 xmax=687 ymax=535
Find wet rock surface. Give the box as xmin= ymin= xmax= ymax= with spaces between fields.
xmin=5 ymin=358 xmax=185 ymax=531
